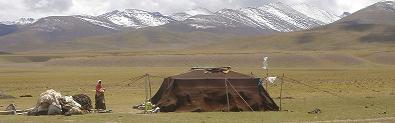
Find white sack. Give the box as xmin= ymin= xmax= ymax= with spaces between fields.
xmin=63 ymin=96 xmax=81 ymax=108
xmin=267 ymin=77 xmax=277 ymax=84
xmin=37 ymin=89 xmax=62 ymax=109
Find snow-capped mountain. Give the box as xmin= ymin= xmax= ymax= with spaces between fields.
xmin=1 ymin=18 xmax=36 ymax=25
xmin=0 ymin=2 xmax=343 ymax=45
xmin=2 ymin=9 xmax=176 ymax=31
xmin=169 ymin=8 xmax=214 ymax=21
xmin=290 ymin=3 xmax=340 ymax=24
xmin=14 ymin=18 xmax=37 ymax=25
xmin=1 ymin=2 xmax=341 ymax=33
xmin=99 ymin=9 xmax=175 ymax=28
xmin=179 ymin=2 xmax=336 ymax=32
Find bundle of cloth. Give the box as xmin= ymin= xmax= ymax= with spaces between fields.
xmin=27 ymin=89 xmax=90 ymax=116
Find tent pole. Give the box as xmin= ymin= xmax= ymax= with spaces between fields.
xmin=266 ymin=69 xmax=269 ymax=90
xmin=225 ymin=78 xmax=230 ymax=112
xmin=148 ymin=74 xmax=152 ymax=100
xmin=144 ymin=74 xmax=148 ymax=113
xmin=280 ymin=73 xmax=284 ymax=111
xmin=226 ymin=79 xmax=254 ymax=112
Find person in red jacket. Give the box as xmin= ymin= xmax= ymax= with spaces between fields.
xmin=95 ymin=80 xmax=106 ymax=110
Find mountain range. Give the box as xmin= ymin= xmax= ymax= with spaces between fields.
xmin=2 ymin=1 xmax=391 ymax=52
xmin=203 ymin=1 xmax=395 ymax=51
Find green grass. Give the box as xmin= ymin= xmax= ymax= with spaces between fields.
xmin=0 ymin=51 xmax=395 ymax=122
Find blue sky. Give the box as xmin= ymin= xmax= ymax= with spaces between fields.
xmin=0 ymin=0 xmax=391 ymax=21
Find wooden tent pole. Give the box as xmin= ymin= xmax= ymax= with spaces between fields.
xmin=280 ymin=73 xmax=284 ymax=111
xmin=148 ymin=74 xmax=152 ymax=100
xmin=266 ymin=69 xmax=269 ymax=90
xmin=225 ymin=78 xmax=230 ymax=112
xmin=144 ymin=74 xmax=148 ymax=101
xmin=226 ymin=79 xmax=254 ymax=112
xmin=144 ymin=74 xmax=148 ymax=113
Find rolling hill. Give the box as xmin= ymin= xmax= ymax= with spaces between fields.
xmin=202 ymin=1 xmax=395 ymax=51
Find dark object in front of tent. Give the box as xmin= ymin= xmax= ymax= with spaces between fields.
xmin=275 ymin=96 xmax=295 ymax=99
xmin=151 ymin=69 xmax=279 ymax=112
xmin=20 ymin=95 xmax=33 ymax=98
xmin=308 ymin=108 xmax=321 ymax=114
xmin=72 ymin=94 xmax=93 ymax=111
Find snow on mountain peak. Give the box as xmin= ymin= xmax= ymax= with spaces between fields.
xmin=16 ymin=18 xmax=37 ymax=25
xmin=374 ymin=1 xmax=395 ymax=11
xmin=75 ymin=15 xmax=117 ymax=30
xmin=181 ymin=2 xmax=339 ymax=32
xmin=100 ymin=9 xmax=174 ymax=28
xmin=290 ymin=3 xmax=340 ymax=23
xmin=1 ymin=2 xmax=342 ymax=33
xmin=169 ymin=8 xmax=213 ymax=21
xmin=1 ymin=18 xmax=37 ymax=25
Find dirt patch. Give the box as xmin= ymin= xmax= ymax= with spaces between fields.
xmin=0 ymin=91 xmax=15 ymax=99
xmin=341 ymin=23 xmax=375 ymax=32
xmin=318 ymin=54 xmax=365 ymax=65
xmin=296 ymin=33 xmax=314 ymax=44
xmin=272 ymin=54 xmax=321 ymax=67
xmin=0 ymin=51 xmax=11 ymax=55
xmin=361 ymin=33 xmax=395 ymax=43
xmin=3 ymin=56 xmax=57 ymax=63
xmin=366 ymin=52 xmax=395 ymax=65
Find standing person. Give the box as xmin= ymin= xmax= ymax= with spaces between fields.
xmin=95 ymin=80 xmax=106 ymax=110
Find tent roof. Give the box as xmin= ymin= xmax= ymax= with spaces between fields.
xmin=170 ymin=70 xmax=256 ymax=79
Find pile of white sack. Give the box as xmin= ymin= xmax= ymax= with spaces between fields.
xmin=27 ymin=89 xmax=84 ymax=116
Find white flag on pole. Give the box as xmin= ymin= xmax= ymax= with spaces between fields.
xmin=262 ymin=56 xmax=268 ymax=69
xmin=267 ymin=77 xmax=277 ymax=84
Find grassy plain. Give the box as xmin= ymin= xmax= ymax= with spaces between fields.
xmin=0 ymin=50 xmax=395 ymax=123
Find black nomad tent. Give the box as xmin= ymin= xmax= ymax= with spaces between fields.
xmin=150 ymin=67 xmax=279 ymax=112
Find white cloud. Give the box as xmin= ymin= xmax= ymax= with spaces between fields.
xmin=0 ymin=0 xmax=390 ymax=21
xmin=24 ymin=0 xmax=73 ymax=12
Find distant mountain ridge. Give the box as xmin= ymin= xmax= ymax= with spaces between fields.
xmin=202 ymin=1 xmax=395 ymax=51
xmin=0 ymin=2 xmax=348 ymax=52
xmin=1 ymin=18 xmax=37 ymax=25
xmin=1 ymin=2 xmax=340 ymax=31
